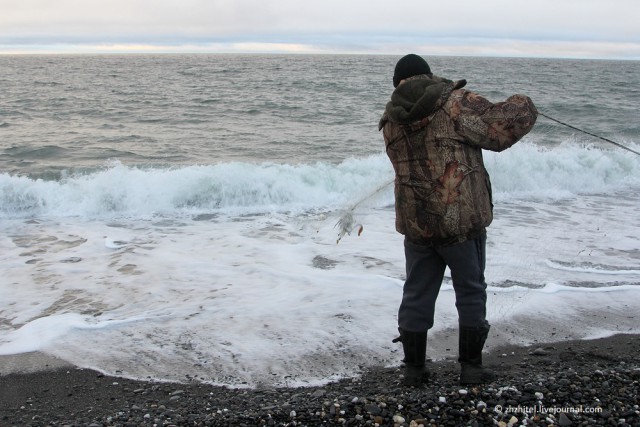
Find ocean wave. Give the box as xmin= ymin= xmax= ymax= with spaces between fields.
xmin=0 ymin=157 xmax=393 ymax=218
xmin=485 ymin=140 xmax=640 ymax=200
xmin=0 ymin=141 xmax=638 ymax=219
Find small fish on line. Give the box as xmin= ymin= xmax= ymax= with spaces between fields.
xmin=335 ymin=212 xmax=363 ymax=244
xmin=332 ymin=178 xmax=394 ymax=244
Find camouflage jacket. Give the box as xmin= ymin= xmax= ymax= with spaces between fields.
xmin=379 ymin=74 xmax=538 ymax=245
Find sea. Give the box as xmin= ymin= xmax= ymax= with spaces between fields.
xmin=1 ymin=54 xmax=639 ymax=387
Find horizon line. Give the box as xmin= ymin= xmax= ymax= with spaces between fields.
xmin=1 ymin=38 xmax=639 ymax=61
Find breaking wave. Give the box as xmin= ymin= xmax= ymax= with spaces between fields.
xmin=1 ymin=141 xmax=638 ymax=219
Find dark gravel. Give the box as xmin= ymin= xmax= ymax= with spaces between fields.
xmin=1 ymin=334 xmax=639 ymax=427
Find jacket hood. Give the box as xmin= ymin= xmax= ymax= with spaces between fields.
xmin=384 ymin=75 xmax=467 ymax=125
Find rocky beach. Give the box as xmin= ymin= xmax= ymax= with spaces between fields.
xmin=1 ymin=334 xmax=639 ymax=427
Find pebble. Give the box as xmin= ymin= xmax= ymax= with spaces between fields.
xmin=393 ymin=414 xmax=405 ymax=424
xmin=558 ymin=412 xmax=573 ymax=426
xmin=364 ymin=403 xmax=381 ymax=414
xmin=531 ymin=347 xmax=548 ymax=356
xmin=311 ymin=389 xmax=326 ymax=398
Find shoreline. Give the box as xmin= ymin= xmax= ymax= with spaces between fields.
xmin=1 ymin=334 xmax=639 ymax=426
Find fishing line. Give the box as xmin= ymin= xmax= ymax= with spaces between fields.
xmin=335 ymin=178 xmax=393 ymax=243
xmin=539 ymin=112 xmax=640 ymax=157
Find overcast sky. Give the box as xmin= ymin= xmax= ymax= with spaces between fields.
xmin=1 ymin=0 xmax=639 ymax=59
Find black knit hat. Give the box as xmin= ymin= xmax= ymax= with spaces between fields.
xmin=393 ymin=54 xmax=431 ymax=88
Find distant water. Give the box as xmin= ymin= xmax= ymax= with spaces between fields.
xmin=1 ymin=55 xmax=639 ymax=387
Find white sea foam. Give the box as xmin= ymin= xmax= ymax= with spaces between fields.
xmin=1 ymin=179 xmax=639 ymax=386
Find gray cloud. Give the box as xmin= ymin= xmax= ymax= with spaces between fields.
xmin=1 ymin=0 xmax=639 ymax=58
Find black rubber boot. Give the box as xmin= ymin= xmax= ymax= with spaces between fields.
xmin=393 ymin=328 xmax=429 ymax=387
xmin=458 ymin=322 xmax=496 ymax=385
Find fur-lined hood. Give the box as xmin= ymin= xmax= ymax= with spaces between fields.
xmin=381 ymin=75 xmax=467 ymax=127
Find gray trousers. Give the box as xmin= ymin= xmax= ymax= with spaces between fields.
xmin=398 ymin=233 xmax=488 ymax=333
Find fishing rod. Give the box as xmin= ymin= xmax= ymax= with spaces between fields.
xmin=539 ymin=112 xmax=640 ymax=157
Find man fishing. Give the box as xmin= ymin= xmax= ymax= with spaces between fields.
xmin=379 ymin=54 xmax=538 ymax=386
